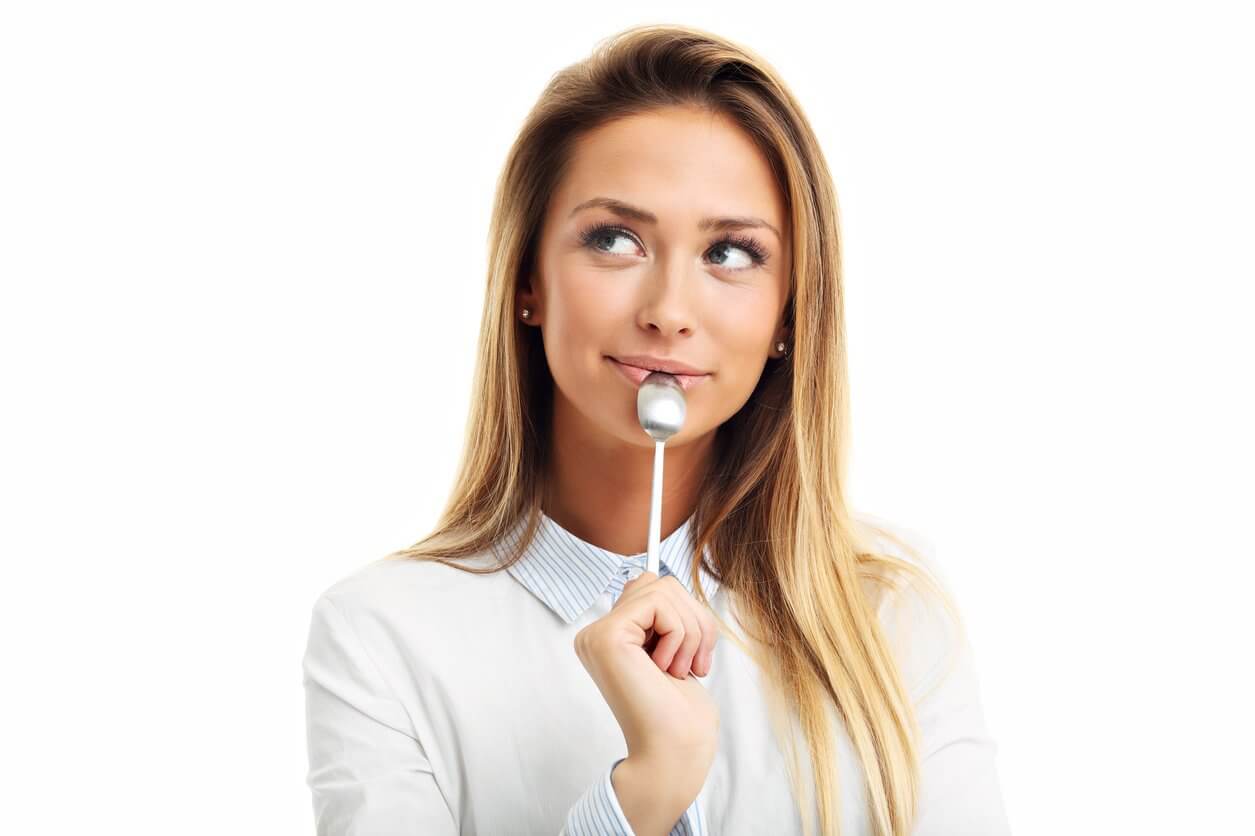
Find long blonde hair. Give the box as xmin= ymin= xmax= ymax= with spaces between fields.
xmin=385 ymin=23 xmax=965 ymax=836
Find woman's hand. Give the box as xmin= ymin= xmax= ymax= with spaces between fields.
xmin=573 ymin=570 xmax=721 ymax=768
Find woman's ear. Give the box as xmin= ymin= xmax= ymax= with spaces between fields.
xmin=517 ymin=274 xmax=542 ymax=325
xmin=772 ymin=324 xmax=792 ymax=356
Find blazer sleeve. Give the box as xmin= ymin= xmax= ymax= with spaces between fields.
xmin=877 ymin=558 xmax=1012 ymax=835
xmin=302 ymin=593 xmax=459 ymax=836
xmin=303 ymin=592 xmax=705 ymax=835
xmin=562 ymin=757 xmax=707 ymax=836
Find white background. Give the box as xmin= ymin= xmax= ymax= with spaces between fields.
xmin=2 ymin=2 xmax=1250 ymax=833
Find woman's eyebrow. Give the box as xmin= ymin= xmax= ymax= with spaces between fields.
xmin=569 ymin=196 xmax=781 ymax=243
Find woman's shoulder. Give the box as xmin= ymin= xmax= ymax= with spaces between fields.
xmin=311 ymin=546 xmax=508 ymax=624
xmin=851 ymin=511 xmax=956 ymax=608
xmin=301 ymin=545 xmax=525 ymax=702
xmin=851 ymin=511 xmax=945 ymax=577
xmin=850 ymin=511 xmax=970 ymax=702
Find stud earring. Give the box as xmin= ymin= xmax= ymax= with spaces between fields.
xmin=776 ymin=341 xmax=787 ymax=354
xmin=521 ymin=308 xmax=531 ymax=319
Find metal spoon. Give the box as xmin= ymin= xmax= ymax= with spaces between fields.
xmin=636 ymin=372 xmax=687 ymax=576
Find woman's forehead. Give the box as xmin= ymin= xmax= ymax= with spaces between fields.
xmin=554 ymin=110 xmax=786 ymax=232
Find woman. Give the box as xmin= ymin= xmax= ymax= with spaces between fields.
xmin=301 ymin=23 xmax=1010 ymax=836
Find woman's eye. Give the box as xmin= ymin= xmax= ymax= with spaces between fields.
xmin=707 ymin=242 xmax=755 ymax=271
xmin=580 ymin=223 xmax=766 ymax=272
xmin=587 ymin=229 xmax=638 ymax=255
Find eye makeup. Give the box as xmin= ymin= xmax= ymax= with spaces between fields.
xmin=575 ymin=221 xmax=771 ymax=271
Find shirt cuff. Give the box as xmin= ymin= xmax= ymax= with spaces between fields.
xmin=564 ymin=757 xmax=706 ymax=836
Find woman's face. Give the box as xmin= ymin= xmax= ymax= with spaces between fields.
xmin=520 ymin=105 xmax=792 ymax=449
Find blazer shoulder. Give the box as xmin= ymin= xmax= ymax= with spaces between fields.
xmin=313 ymin=547 xmax=505 ymax=622
xmin=851 ymin=512 xmax=970 ymax=702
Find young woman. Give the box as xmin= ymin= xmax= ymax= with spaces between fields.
xmin=302 ymin=23 xmax=1010 ymax=836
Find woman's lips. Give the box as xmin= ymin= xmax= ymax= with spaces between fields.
xmin=608 ymin=357 xmax=711 ymax=391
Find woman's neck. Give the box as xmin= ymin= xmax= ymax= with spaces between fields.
xmin=543 ymin=390 xmax=714 ymax=557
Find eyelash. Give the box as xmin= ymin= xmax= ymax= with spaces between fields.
xmin=576 ymin=221 xmax=770 ymax=270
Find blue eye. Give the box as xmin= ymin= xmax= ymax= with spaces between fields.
xmin=580 ymin=224 xmax=638 ymax=256
xmin=576 ymin=222 xmax=769 ymax=271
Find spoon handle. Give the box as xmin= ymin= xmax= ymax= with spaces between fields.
xmin=647 ymin=439 xmax=664 ymax=575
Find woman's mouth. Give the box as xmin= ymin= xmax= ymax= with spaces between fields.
xmin=607 ymin=357 xmax=712 ymax=391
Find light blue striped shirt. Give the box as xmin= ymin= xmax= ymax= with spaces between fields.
xmin=492 ymin=510 xmax=720 ymax=836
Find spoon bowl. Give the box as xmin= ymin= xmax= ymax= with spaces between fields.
xmin=636 ymin=372 xmax=687 ymax=442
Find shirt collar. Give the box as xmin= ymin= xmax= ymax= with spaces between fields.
xmin=493 ymin=510 xmax=721 ymax=625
